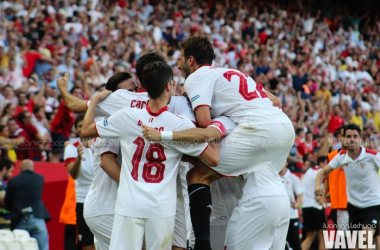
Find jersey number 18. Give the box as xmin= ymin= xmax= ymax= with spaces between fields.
xmin=131 ymin=137 xmax=166 ymax=183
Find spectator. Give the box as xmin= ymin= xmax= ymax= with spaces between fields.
xmin=18 ymin=111 xmax=46 ymax=161
xmin=316 ymin=83 xmax=332 ymax=102
xmin=0 ymin=103 xmax=16 ymax=125
xmin=4 ymin=159 xmax=50 ymax=250
xmin=4 ymin=58 xmax=24 ymax=90
xmin=0 ymin=158 xmax=14 ymax=230
xmin=328 ymin=105 xmax=346 ymax=133
xmin=14 ymin=91 xmax=33 ymax=118
xmin=351 ymin=106 xmax=364 ymax=130
xmin=0 ymin=125 xmax=17 ymax=161
xmin=7 ymin=118 xmax=29 ymax=160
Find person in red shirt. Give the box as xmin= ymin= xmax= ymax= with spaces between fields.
xmin=295 ymin=128 xmax=307 ymax=157
xmin=18 ymin=111 xmax=46 ymax=161
xmin=328 ymin=105 xmax=346 ymax=133
xmin=49 ymin=88 xmax=79 ymax=162
xmin=14 ymin=92 xmax=34 ymax=120
xmin=21 ymin=44 xmax=54 ymax=78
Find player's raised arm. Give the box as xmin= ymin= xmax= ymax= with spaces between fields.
xmin=81 ymin=90 xmax=112 ymax=138
xmin=57 ymin=73 xmax=88 ymax=113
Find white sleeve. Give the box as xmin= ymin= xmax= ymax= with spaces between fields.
xmin=174 ymin=97 xmax=196 ymax=122
xmin=185 ymin=73 xmax=214 ymax=110
xmin=293 ymin=176 xmax=304 ymax=195
xmin=95 ymin=109 xmax=130 ymax=139
xmin=100 ymin=138 xmax=120 ymax=157
xmin=329 ymin=154 xmax=343 ymax=169
xmin=63 ymin=143 xmax=78 ymax=165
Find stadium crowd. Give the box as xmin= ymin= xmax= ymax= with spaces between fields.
xmin=0 ymin=0 xmax=380 ymax=249
xmin=0 ymin=0 xmax=379 ymax=164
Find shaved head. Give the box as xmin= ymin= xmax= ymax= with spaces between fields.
xmin=20 ymin=159 xmax=34 ymax=172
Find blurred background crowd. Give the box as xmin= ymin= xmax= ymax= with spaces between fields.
xmin=0 ymin=0 xmax=379 ymax=167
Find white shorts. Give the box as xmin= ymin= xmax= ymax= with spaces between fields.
xmin=337 ymin=209 xmax=349 ymax=231
xmin=211 ymin=225 xmax=227 ymax=250
xmin=85 ymin=214 xmax=114 ymax=250
xmin=173 ymin=162 xmax=192 ymax=249
xmin=225 ymin=195 xmax=290 ymax=250
xmin=211 ymin=122 xmax=295 ymax=177
xmin=110 ymin=213 xmax=175 ymax=250
xmin=210 ymin=177 xmax=242 ymax=225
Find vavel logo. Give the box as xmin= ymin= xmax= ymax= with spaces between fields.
xmin=323 ymin=230 xmax=375 ymax=249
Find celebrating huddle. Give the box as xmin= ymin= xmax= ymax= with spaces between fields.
xmin=58 ymin=35 xmax=295 ymax=250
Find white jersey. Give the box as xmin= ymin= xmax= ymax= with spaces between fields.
xmin=281 ymin=169 xmax=304 ymax=219
xmin=64 ymin=140 xmax=94 ymax=203
xmin=184 ymin=66 xmax=290 ymax=125
xmin=84 ymin=137 xmax=121 ymax=218
xmin=302 ymin=167 xmax=322 ymax=209
xmin=329 ymin=147 xmax=380 ymax=208
xmin=95 ymin=105 xmax=209 ymax=218
xmin=87 ymin=89 xmax=195 ymax=122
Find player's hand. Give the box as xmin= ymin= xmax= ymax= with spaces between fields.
xmin=142 ymin=124 xmax=161 ymax=141
xmin=57 ymin=73 xmax=69 ymax=91
xmin=77 ymin=142 xmax=84 ymax=159
xmin=314 ymin=186 xmax=324 ymax=198
xmin=291 ymin=203 xmax=299 ymax=209
xmin=92 ymin=90 xmax=112 ymax=103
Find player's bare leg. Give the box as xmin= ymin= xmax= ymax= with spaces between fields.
xmin=301 ymin=231 xmax=316 ymax=250
xmin=187 ymin=162 xmax=221 ymax=250
xmin=375 ymin=235 xmax=380 ymax=250
xmin=317 ymin=230 xmax=326 ymax=250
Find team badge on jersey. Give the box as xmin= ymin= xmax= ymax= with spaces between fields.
xmin=103 ymin=118 xmax=108 ymax=127
xmin=360 ymin=163 xmax=365 ymax=169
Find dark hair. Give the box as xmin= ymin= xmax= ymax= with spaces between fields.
xmin=17 ymin=91 xmax=26 ymax=98
xmin=335 ymin=124 xmax=347 ymax=137
xmin=7 ymin=118 xmax=16 ymax=124
xmin=141 ymin=62 xmax=172 ymax=99
xmin=70 ymin=86 xmax=81 ymax=94
xmin=343 ymin=124 xmax=361 ymax=137
xmin=0 ymin=125 xmax=6 ymax=133
xmin=33 ymin=105 xmax=43 ymax=114
xmin=0 ymin=158 xmax=14 ymax=172
xmin=178 ymin=35 xmax=215 ymax=65
xmin=1 ymin=103 xmax=12 ymax=117
xmin=106 ymin=72 xmax=133 ymax=92
xmin=317 ymin=156 xmax=328 ymax=165
xmin=18 ymin=111 xmax=29 ymax=124
xmin=75 ymin=114 xmax=85 ymax=128
xmin=296 ymin=128 xmax=304 ymax=136
xmin=135 ymin=52 xmax=166 ymax=86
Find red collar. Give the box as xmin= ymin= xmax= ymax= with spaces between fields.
xmin=137 ymin=89 xmax=147 ymax=93
xmin=146 ymin=105 xmax=168 ymax=116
